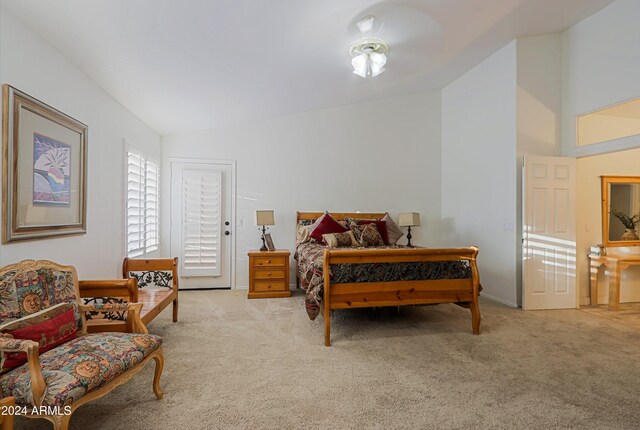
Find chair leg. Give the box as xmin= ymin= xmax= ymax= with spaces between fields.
xmin=172 ymin=298 xmax=178 ymax=322
xmin=52 ymin=414 xmax=72 ymax=430
xmin=1 ymin=412 xmax=14 ymax=430
xmin=470 ymin=299 xmax=481 ymax=335
xmin=152 ymin=350 xmax=165 ymax=400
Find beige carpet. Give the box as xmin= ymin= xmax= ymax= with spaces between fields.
xmin=16 ymin=290 xmax=640 ymax=430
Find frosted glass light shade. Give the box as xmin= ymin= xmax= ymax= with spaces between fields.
xmin=256 ymin=210 xmax=275 ymax=226
xmin=398 ymin=212 xmax=420 ymax=227
xmin=369 ymin=52 xmax=386 ymax=77
xmin=351 ymin=54 xmax=368 ymax=78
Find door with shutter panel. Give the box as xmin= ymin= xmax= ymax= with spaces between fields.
xmin=170 ymin=161 xmax=232 ymax=289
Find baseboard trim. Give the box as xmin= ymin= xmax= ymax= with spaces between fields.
xmin=481 ymin=293 xmax=518 ymax=308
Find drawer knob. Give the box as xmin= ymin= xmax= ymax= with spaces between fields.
xmin=268 ymin=272 xmax=272 ymax=276
xmin=266 ymin=260 xmax=271 ymax=264
xmin=268 ymin=284 xmax=272 ymax=289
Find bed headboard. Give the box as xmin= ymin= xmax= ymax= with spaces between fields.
xmin=296 ymin=212 xmax=386 ymax=223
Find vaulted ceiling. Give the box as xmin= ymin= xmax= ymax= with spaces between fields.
xmin=1 ymin=0 xmax=614 ymax=135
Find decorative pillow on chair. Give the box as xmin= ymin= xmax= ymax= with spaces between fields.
xmin=350 ymin=223 xmax=385 ymax=247
xmin=0 ymin=267 xmax=78 ymax=322
xmin=0 ymin=302 xmax=78 ymax=373
xmin=322 ymin=231 xmax=358 ymax=248
xmin=309 ymin=213 xmax=349 ymax=244
xmin=382 ymin=213 xmax=404 ymax=245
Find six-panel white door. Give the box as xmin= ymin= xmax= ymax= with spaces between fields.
xmin=523 ymin=155 xmax=577 ymax=310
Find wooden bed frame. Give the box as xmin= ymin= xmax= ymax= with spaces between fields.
xmin=297 ymin=212 xmax=481 ymax=346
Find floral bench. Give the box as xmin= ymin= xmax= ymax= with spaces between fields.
xmin=0 ymin=260 xmax=164 ymax=430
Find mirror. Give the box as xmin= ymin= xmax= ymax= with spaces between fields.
xmin=601 ymin=176 xmax=640 ymax=246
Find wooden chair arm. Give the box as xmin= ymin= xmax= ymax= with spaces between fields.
xmin=79 ymin=278 xmax=139 ymax=303
xmin=78 ymin=302 xmax=148 ymax=334
xmin=0 ymin=338 xmax=46 ymax=407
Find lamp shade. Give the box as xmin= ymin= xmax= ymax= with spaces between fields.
xmin=398 ymin=212 xmax=420 ymax=227
xmin=256 ymin=210 xmax=275 ymax=226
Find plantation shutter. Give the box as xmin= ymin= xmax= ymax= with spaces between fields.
xmin=126 ymin=146 xmax=160 ymax=257
xmin=127 ymin=150 xmax=145 ymax=257
xmin=181 ymin=169 xmax=222 ymax=277
xmin=145 ymin=160 xmax=160 ymax=252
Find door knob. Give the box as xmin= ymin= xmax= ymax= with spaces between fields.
xmin=225 ymin=221 xmax=230 ymax=226
xmin=225 ymin=231 xmax=230 ymax=236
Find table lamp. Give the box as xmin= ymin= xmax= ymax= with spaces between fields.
xmin=256 ymin=210 xmax=275 ymax=251
xmin=398 ymin=212 xmax=420 ymax=247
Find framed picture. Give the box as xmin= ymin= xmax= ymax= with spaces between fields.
xmin=264 ymin=233 xmax=275 ymax=251
xmin=2 ymin=85 xmax=87 ymax=243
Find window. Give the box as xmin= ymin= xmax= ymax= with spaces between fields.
xmin=577 ymin=97 xmax=640 ymax=146
xmin=127 ymin=147 xmax=160 ymax=257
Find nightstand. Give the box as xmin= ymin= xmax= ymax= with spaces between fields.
xmin=247 ymin=249 xmax=291 ymax=299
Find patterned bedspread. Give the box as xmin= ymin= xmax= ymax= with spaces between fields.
xmin=295 ymin=242 xmax=472 ymax=320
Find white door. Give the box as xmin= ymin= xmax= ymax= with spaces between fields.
xmin=522 ymin=155 xmax=577 ymax=310
xmin=170 ymin=161 xmax=233 ymax=289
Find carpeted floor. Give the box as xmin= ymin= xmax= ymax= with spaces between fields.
xmin=16 ymin=290 xmax=640 ymax=430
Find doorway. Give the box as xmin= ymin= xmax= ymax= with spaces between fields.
xmin=522 ymin=155 xmax=577 ymax=310
xmin=170 ymin=159 xmax=236 ymax=289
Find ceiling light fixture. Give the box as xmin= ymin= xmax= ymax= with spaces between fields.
xmin=349 ymin=16 xmax=389 ymax=78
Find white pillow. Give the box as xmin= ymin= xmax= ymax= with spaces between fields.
xmin=296 ymin=225 xmax=312 ymax=245
xmin=382 ymin=213 xmax=404 ymax=245
xmin=322 ymin=231 xmax=358 ymax=248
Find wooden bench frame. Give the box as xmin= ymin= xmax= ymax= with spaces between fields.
xmin=82 ymin=258 xmax=179 ymax=332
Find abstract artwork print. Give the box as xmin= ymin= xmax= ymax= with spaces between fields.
xmin=33 ymin=132 xmax=71 ymax=206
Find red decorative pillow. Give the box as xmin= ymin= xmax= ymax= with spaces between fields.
xmin=1 ymin=305 xmax=77 ymax=372
xmin=310 ymin=214 xmax=349 ymax=244
xmin=358 ymin=220 xmax=389 ymax=245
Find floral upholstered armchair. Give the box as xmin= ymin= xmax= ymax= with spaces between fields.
xmin=0 ymin=260 xmax=164 ymax=430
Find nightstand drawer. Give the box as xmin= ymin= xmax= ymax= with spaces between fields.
xmin=253 ymin=257 xmax=286 ymax=267
xmin=253 ymin=280 xmax=287 ymax=292
xmin=254 ymin=269 xmax=286 ymax=280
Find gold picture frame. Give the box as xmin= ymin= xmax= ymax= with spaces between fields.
xmin=2 ymin=85 xmax=87 ymax=243
xmin=601 ymin=175 xmax=640 ymax=247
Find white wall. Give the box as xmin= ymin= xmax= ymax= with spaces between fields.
xmin=162 ymin=91 xmax=442 ymax=288
xmin=442 ymin=42 xmax=518 ymax=307
xmin=576 ymin=148 xmax=640 ymax=304
xmin=0 ymin=7 xmax=161 ymax=278
xmin=561 ymin=0 xmax=640 ymax=306
xmin=516 ymin=35 xmax=563 ymax=158
xmin=515 ymin=34 xmax=564 ymax=305
xmin=563 ymin=0 xmax=640 ymax=157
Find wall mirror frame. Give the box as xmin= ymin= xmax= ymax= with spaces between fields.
xmin=601 ymin=175 xmax=640 ymax=247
